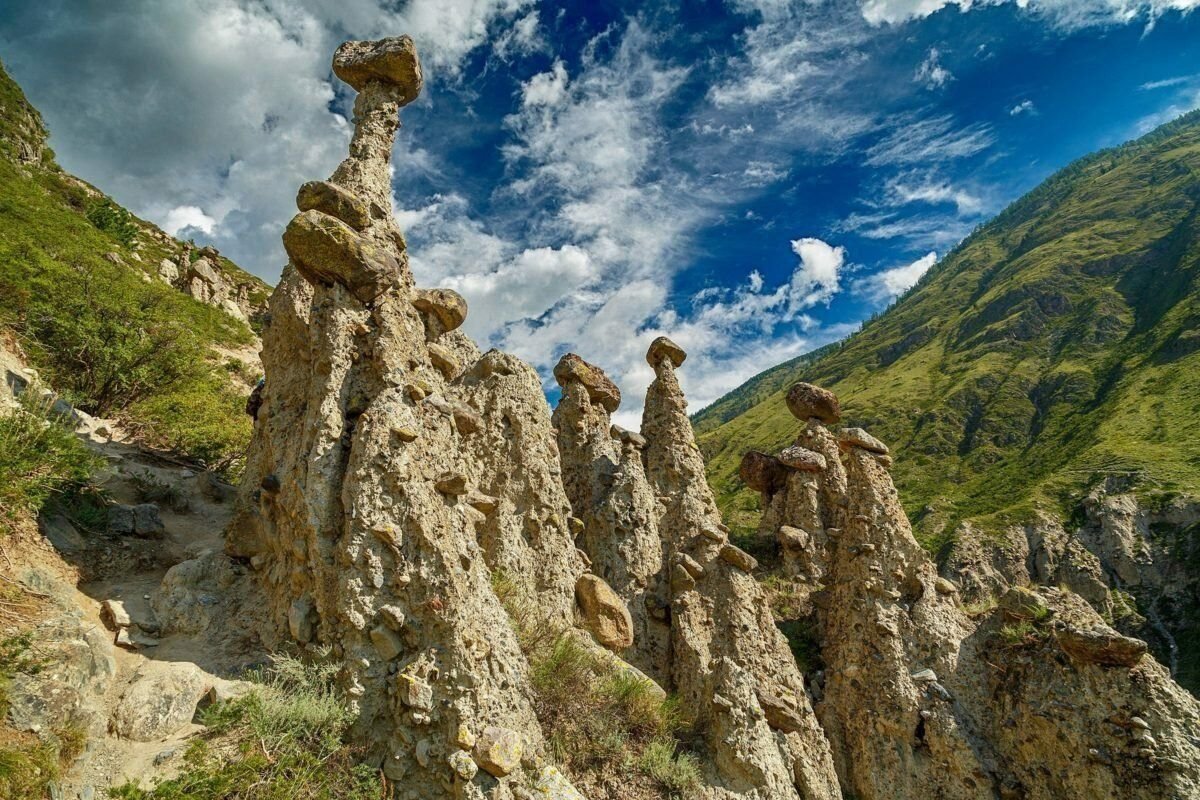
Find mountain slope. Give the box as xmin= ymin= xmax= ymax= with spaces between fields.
xmin=697 ymin=110 xmax=1200 ymax=550
xmin=0 ymin=58 xmax=269 ymax=467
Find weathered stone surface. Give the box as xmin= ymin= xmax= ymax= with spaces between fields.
xmin=133 ymin=503 xmax=165 ymax=536
xmin=100 ymin=599 xmax=131 ymax=630
xmin=785 ymin=382 xmax=841 ymax=423
xmin=778 ymin=445 xmax=827 ymax=472
xmin=473 ymin=725 xmax=523 ymax=777
xmin=999 ymin=585 xmax=1048 ymax=621
xmin=107 ymin=504 xmax=135 ymax=535
xmin=282 ymin=209 xmax=401 ymax=303
xmin=1055 ymin=625 xmax=1147 ymax=667
xmin=837 ymin=426 xmax=889 ymax=455
xmin=575 ymin=573 xmax=635 ymax=651
xmin=646 ymin=335 xmax=686 ymax=368
xmin=427 ymin=342 xmax=460 ymax=379
xmin=296 ymin=180 xmax=370 ymax=230
xmin=739 ymin=450 xmax=786 ymax=493
xmin=412 ymin=288 xmax=467 ymax=334
xmin=110 ymin=662 xmax=209 ymax=742
xmin=332 ymin=36 xmax=422 ymax=101
xmin=553 ymin=353 xmax=621 ymax=413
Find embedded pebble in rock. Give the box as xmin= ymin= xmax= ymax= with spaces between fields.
xmin=473 ymin=725 xmax=523 ymax=777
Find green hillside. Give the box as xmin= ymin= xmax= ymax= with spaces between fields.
xmin=0 ymin=58 xmax=268 ymax=470
xmin=697 ymin=110 xmax=1200 ymax=552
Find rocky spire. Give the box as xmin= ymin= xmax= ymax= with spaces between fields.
xmin=758 ymin=381 xmax=1200 ymax=800
xmin=551 ymin=353 xmax=669 ymax=680
xmin=641 ymin=338 xmax=842 ymax=800
xmin=227 ymin=37 xmax=586 ymax=797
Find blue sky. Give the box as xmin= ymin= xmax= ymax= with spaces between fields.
xmin=2 ymin=0 xmax=1199 ymax=423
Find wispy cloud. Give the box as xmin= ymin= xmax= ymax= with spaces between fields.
xmin=1008 ymin=99 xmax=1037 ymax=115
xmin=915 ymin=47 xmax=953 ymax=90
xmin=866 ymin=113 xmax=994 ymax=167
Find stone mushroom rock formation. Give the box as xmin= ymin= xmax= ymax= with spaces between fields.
xmin=551 ymin=352 xmax=670 ymax=682
xmin=752 ymin=383 xmax=1200 ymax=800
xmin=553 ymin=352 xmax=621 ymax=413
xmin=226 ymin=36 xmax=585 ymax=798
xmin=642 ymin=343 xmax=841 ymax=800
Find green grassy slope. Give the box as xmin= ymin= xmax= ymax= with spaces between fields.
xmin=0 ymin=58 xmax=269 ymax=469
xmin=697 ymin=111 xmax=1200 ymax=550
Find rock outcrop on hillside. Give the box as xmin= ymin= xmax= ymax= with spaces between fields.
xmin=223 ymin=33 xmax=1200 ymax=800
xmin=744 ymin=385 xmax=1200 ymax=799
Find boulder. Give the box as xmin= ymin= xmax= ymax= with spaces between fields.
xmin=412 ymin=288 xmax=468 ymax=334
xmin=778 ymin=445 xmax=827 ymax=472
xmin=107 ymin=505 xmax=135 ymax=536
xmin=1055 ymin=625 xmax=1147 ymax=667
xmin=575 ymin=573 xmax=634 ymax=651
xmin=473 ymin=725 xmax=523 ymax=777
xmin=739 ymin=450 xmax=785 ymax=494
xmin=282 ymin=209 xmax=401 ymax=303
xmin=296 ymin=180 xmax=370 ymax=230
xmin=133 ymin=503 xmax=165 ymax=536
xmin=646 ymin=335 xmax=686 ymax=368
xmin=100 ymin=599 xmax=131 ymax=630
xmin=785 ymin=382 xmax=841 ymax=423
xmin=837 ymin=427 xmax=890 ymax=455
xmin=332 ymin=36 xmax=423 ymax=102
xmin=552 ymin=353 xmax=621 ymax=413
xmin=110 ymin=662 xmax=209 ymax=741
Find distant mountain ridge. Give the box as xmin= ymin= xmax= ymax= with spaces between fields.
xmin=697 ymin=109 xmax=1200 ymax=545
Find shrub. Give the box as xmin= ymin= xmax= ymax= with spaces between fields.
xmin=85 ymin=199 xmax=138 ymax=248
xmin=109 ymin=654 xmax=381 ymax=800
xmin=0 ymin=395 xmax=100 ymax=534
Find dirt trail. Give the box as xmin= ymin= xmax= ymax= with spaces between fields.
xmin=3 ymin=400 xmax=267 ymax=798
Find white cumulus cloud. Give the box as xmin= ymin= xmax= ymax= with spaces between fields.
xmin=853 ymin=251 xmax=938 ymax=303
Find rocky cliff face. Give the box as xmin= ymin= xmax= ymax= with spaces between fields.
xmin=226 ymin=34 xmax=1200 ymax=800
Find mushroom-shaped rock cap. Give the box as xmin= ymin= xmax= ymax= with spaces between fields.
xmin=785 ymin=382 xmax=841 ymax=424
xmin=646 ymin=335 xmax=686 ymax=368
xmin=739 ymin=450 xmax=786 ymax=494
xmin=412 ymin=288 xmax=467 ymax=333
xmin=332 ymin=36 xmax=423 ymax=102
xmin=553 ymin=353 xmax=621 ymax=413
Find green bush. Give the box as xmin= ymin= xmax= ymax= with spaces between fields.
xmin=85 ymin=199 xmax=138 ymax=248
xmin=0 ymin=396 xmax=100 ymax=534
xmin=109 ymin=655 xmax=381 ymax=800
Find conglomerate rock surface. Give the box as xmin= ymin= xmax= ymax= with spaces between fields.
xmin=225 ymin=33 xmax=1200 ymax=800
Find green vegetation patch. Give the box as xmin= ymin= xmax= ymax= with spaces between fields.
xmin=697 ymin=109 xmax=1200 ymax=554
xmin=0 ymin=396 xmax=101 ymax=535
xmin=109 ymin=655 xmax=381 ymax=800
